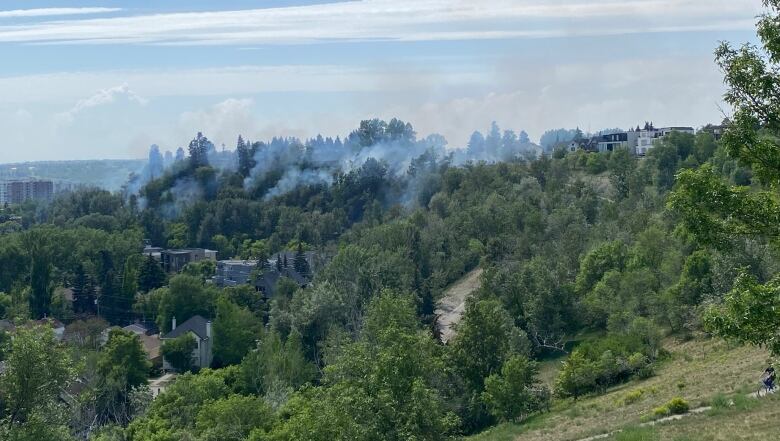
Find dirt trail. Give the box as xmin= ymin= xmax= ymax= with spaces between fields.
xmin=435 ymin=268 xmax=483 ymax=344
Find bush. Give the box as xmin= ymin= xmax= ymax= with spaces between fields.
xmin=652 ymin=405 xmax=670 ymax=417
xmin=653 ymin=397 xmax=689 ymax=418
xmin=620 ymin=389 xmax=644 ymax=405
xmin=666 ymin=397 xmax=690 ymax=414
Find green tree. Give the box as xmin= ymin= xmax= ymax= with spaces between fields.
xmin=72 ymin=263 xmax=97 ymax=315
xmin=704 ymin=272 xmax=780 ymax=355
xmin=156 ymin=275 xmax=217 ymax=333
xmin=293 ymin=242 xmax=310 ymax=277
xmin=138 ymin=255 xmax=166 ymax=293
xmin=0 ymin=326 xmax=74 ymax=435
xmin=449 ymin=299 xmax=530 ymax=392
xmin=481 ymin=355 xmax=546 ymax=422
xmin=161 ymin=334 xmax=198 ymax=372
xmin=554 ymin=350 xmax=597 ymax=399
xmin=212 ymin=297 xmax=263 ymax=367
xmin=196 ymin=394 xmax=274 ymax=441
xmin=94 ymin=329 xmax=152 ymax=425
xmin=23 ymin=232 xmax=53 ymax=319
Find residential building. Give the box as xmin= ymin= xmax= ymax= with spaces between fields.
xmin=161 ymin=248 xmax=217 ymax=273
xmin=635 ymin=125 xmax=695 ymax=156
xmin=214 ymin=259 xmax=260 ymax=287
xmin=597 ymin=131 xmax=640 ymax=153
xmin=160 ymin=315 xmax=213 ymax=371
xmin=0 ymin=179 xmax=53 ymax=205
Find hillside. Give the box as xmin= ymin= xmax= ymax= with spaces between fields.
xmin=468 ymin=338 xmax=773 ymax=441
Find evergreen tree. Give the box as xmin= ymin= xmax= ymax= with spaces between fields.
xmin=97 ymin=250 xmax=124 ymax=325
xmin=188 ymin=132 xmax=212 ymax=168
xmin=293 ymin=243 xmax=310 ymax=278
xmin=138 ymin=255 xmax=166 ymax=293
xmin=23 ymin=232 xmax=53 ymax=319
xmin=236 ymin=135 xmax=255 ymax=178
xmin=276 ymin=254 xmax=282 ymax=272
xmin=72 ymin=263 xmax=97 ymax=315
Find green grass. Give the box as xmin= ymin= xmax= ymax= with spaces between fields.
xmin=465 ymin=338 xmax=770 ymax=441
xmin=614 ymin=427 xmax=658 ymax=441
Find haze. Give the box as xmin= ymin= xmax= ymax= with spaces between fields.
xmin=0 ymin=0 xmax=763 ymax=163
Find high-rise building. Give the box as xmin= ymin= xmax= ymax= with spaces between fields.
xmin=0 ymin=179 xmax=54 ymax=205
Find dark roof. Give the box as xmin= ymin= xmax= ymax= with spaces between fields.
xmin=162 ymin=315 xmax=209 ymax=340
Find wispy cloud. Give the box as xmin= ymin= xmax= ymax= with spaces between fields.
xmin=56 ymin=83 xmax=147 ymax=125
xmin=0 ymin=0 xmax=761 ymax=45
xmin=0 ymin=7 xmax=121 ymax=18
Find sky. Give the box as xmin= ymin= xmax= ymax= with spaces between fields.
xmin=0 ymin=0 xmax=766 ymax=163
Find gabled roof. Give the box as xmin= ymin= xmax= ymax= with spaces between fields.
xmin=162 ymin=315 xmax=209 ymax=340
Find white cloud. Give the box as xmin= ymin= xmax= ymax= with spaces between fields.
xmin=0 ymin=8 xmax=121 ymax=18
xmin=0 ymin=0 xmax=762 ymax=45
xmin=55 ymin=83 xmax=148 ymax=125
xmin=0 ymin=65 xmax=488 ymax=105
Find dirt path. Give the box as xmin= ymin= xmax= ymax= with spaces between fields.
xmin=435 ymin=268 xmax=483 ymax=344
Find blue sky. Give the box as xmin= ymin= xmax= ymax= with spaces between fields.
xmin=0 ymin=0 xmax=764 ymax=162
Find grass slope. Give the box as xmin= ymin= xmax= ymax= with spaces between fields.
xmin=467 ymin=338 xmax=771 ymax=441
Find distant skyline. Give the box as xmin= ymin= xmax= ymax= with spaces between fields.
xmin=0 ymin=0 xmax=764 ymax=163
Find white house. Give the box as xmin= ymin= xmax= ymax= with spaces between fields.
xmin=160 ymin=315 xmax=213 ymax=370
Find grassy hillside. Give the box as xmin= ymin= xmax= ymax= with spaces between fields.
xmin=468 ymin=338 xmax=772 ymax=441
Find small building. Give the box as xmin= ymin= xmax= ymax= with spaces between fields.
xmin=160 ymin=315 xmax=213 ymax=370
xmin=161 ymin=248 xmax=217 ymax=273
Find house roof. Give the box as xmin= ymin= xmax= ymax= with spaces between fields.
xmin=162 ymin=315 xmax=210 ymax=340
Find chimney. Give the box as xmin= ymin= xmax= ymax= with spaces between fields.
xmin=172 ymin=316 xmax=177 ymax=330
xmin=206 ymin=320 xmax=212 ymax=339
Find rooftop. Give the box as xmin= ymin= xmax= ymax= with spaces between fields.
xmin=162 ymin=315 xmax=210 ymax=340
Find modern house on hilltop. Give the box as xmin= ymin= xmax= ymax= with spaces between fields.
xmin=567 ymin=123 xmax=695 ymax=156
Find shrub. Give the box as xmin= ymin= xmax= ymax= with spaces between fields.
xmin=620 ymin=389 xmax=644 ymax=405
xmin=652 ymin=405 xmax=670 ymax=417
xmin=666 ymin=397 xmax=690 ymax=414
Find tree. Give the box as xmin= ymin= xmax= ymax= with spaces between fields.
xmin=138 ymin=255 xmax=166 ymax=293
xmin=554 ymin=350 xmax=597 ymax=399
xmin=97 ymin=250 xmax=127 ymax=325
xmin=449 ymin=299 xmax=530 ymax=393
xmin=704 ymin=272 xmax=780 ymax=355
xmin=72 ymin=263 xmax=97 ymax=315
xmin=156 ymin=275 xmax=216 ymax=333
xmin=212 ymin=297 xmax=263 ymax=367
xmin=94 ymin=329 xmax=152 ymax=425
xmin=188 ymin=132 xmax=212 ymax=168
xmin=236 ymin=135 xmax=256 ymax=178
xmin=669 ymin=1 xmax=780 ymax=349
xmin=23 ymin=231 xmax=53 ymax=319
xmin=293 ymin=243 xmax=310 ymax=278
xmin=196 ymin=395 xmax=274 ymax=441
xmin=481 ymin=355 xmax=547 ymax=422
xmin=0 ymin=326 xmax=74 ymax=434
xmin=161 ymin=334 xmax=198 ymax=372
